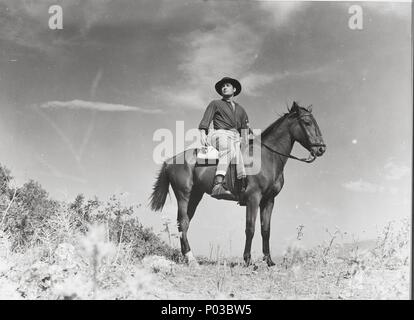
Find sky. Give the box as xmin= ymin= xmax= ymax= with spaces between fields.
xmin=0 ymin=0 xmax=411 ymax=257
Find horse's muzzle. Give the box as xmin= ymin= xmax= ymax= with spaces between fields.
xmin=311 ymin=144 xmax=326 ymax=157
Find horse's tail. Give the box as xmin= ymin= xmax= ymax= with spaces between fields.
xmin=149 ymin=162 xmax=170 ymax=212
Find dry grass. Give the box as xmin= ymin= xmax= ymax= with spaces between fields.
xmin=0 ymin=218 xmax=409 ymax=300
xmin=0 ymin=163 xmax=410 ymax=300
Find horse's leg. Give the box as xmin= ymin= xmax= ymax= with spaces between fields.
xmin=187 ymin=188 xmax=204 ymax=222
xmin=181 ymin=189 xmax=204 ymax=266
xmin=260 ymin=198 xmax=276 ymax=266
xmin=243 ymin=193 xmax=261 ymax=266
xmin=176 ymin=194 xmax=194 ymax=264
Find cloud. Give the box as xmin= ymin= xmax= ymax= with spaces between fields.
xmin=159 ymin=1 xmax=309 ymax=107
xmin=0 ymin=0 xmax=86 ymax=55
xmin=258 ymin=1 xmax=305 ymax=27
xmin=0 ymin=0 xmax=170 ymax=54
xmin=177 ymin=21 xmax=261 ymax=87
xmin=39 ymin=100 xmax=163 ymax=113
xmin=241 ymin=73 xmax=277 ymax=96
xmin=159 ymin=1 xmax=307 ymax=107
xmin=160 ymin=21 xmax=263 ymax=108
xmin=370 ymin=2 xmax=411 ymax=19
xmin=1 ymin=0 xmax=309 ymax=109
xmin=90 ymin=69 xmax=103 ymax=99
xmin=164 ymin=17 xmax=268 ymax=108
xmin=36 ymin=154 xmax=87 ymax=184
xmin=342 ymin=179 xmax=385 ymax=193
xmin=241 ymin=65 xmax=329 ymax=96
xmin=383 ymin=162 xmax=410 ymax=180
xmin=342 ymin=179 xmax=398 ymax=195
xmin=162 ymin=90 xmax=206 ymax=110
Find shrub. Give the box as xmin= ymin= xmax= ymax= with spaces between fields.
xmin=0 ymin=162 xmax=180 ymax=263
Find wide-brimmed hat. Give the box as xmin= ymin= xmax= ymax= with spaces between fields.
xmin=215 ymin=77 xmax=242 ymax=97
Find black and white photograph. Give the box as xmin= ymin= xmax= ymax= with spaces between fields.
xmin=0 ymin=0 xmax=411 ymax=301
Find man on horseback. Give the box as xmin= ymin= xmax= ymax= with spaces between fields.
xmin=198 ymin=77 xmax=250 ymax=199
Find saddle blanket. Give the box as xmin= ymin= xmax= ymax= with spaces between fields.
xmin=196 ymin=146 xmax=219 ymax=161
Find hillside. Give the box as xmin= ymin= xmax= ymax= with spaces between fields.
xmin=0 ymin=164 xmax=410 ymax=300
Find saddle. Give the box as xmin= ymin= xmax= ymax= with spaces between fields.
xmin=195 ymin=146 xmax=246 ymax=205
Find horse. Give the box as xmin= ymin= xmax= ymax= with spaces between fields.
xmin=149 ymin=101 xmax=326 ymax=267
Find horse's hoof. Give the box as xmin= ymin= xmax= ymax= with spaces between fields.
xmin=267 ymin=260 xmax=276 ymax=267
xmin=263 ymin=255 xmax=276 ymax=267
xmin=243 ymin=258 xmax=252 ymax=267
xmin=184 ymin=251 xmax=199 ymax=268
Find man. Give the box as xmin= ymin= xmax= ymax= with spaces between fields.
xmin=198 ymin=77 xmax=250 ymax=198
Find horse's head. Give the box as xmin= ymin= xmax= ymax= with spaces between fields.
xmin=288 ymin=101 xmax=326 ymax=158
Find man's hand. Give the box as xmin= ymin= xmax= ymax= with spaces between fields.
xmin=200 ymin=129 xmax=208 ymax=146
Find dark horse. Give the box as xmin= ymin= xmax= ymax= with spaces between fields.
xmin=149 ymin=102 xmax=326 ymax=266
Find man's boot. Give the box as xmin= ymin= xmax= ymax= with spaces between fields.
xmin=211 ymin=174 xmax=234 ymax=199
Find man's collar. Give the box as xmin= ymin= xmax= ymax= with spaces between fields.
xmin=221 ymin=97 xmax=236 ymax=104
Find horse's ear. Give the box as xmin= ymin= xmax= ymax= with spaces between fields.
xmin=307 ymin=104 xmax=313 ymax=113
xmin=291 ymin=101 xmax=299 ymax=113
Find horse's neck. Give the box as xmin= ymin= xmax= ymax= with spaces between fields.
xmin=261 ymin=118 xmax=294 ymax=168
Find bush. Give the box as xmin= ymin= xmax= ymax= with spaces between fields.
xmin=2 ymin=179 xmax=60 ymax=250
xmin=0 ymin=163 xmax=180 ymax=263
xmin=67 ymin=194 xmax=181 ymax=262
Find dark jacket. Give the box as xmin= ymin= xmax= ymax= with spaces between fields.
xmin=198 ymin=99 xmax=249 ymax=134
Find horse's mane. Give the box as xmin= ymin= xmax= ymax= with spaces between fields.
xmin=260 ymin=102 xmax=310 ymax=138
xmin=260 ymin=112 xmax=292 ymax=138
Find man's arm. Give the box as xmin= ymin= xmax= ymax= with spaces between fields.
xmin=198 ymin=101 xmax=216 ymax=146
xmin=198 ymin=101 xmax=216 ymax=133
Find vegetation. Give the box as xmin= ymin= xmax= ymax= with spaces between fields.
xmin=0 ymin=163 xmax=410 ymax=299
xmin=0 ymin=163 xmax=180 ymax=299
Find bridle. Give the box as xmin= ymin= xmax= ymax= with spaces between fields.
xmin=259 ymin=113 xmax=326 ymax=163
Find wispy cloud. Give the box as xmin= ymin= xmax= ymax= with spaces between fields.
xmin=258 ymin=1 xmax=305 ymax=28
xmin=162 ymin=90 xmax=206 ymax=110
xmin=39 ymin=100 xmax=163 ymax=113
xmin=90 ymin=69 xmax=103 ymax=99
xmin=343 ymin=179 xmax=385 ymax=193
xmin=383 ymin=161 xmax=410 ymax=180
xmin=0 ymin=0 xmax=85 ymax=56
xmin=370 ymin=2 xmax=411 ymax=19
xmin=342 ymin=179 xmax=398 ymax=195
xmin=241 ymin=73 xmax=277 ymax=96
xmin=2 ymin=0 xmax=307 ymax=109
xmin=167 ymin=21 xmax=261 ymax=108
xmin=160 ymin=2 xmax=307 ymax=108
xmin=241 ymin=65 xmax=329 ymax=96
xmin=35 ymin=154 xmax=87 ymax=184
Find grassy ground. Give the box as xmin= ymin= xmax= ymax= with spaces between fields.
xmin=0 ymin=219 xmax=409 ymax=300
xmin=0 ymin=164 xmax=410 ymax=299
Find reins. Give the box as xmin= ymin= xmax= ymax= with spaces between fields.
xmin=260 ymin=141 xmax=317 ymax=163
xmin=253 ymin=113 xmax=326 ymax=164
